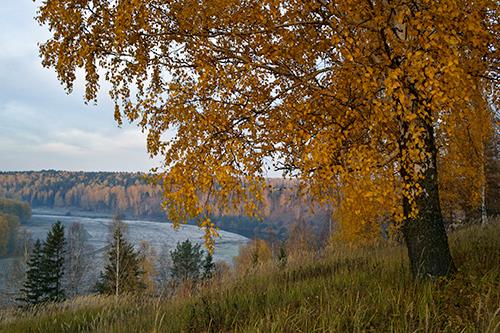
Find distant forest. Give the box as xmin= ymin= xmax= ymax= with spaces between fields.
xmin=0 ymin=171 xmax=329 ymax=240
xmin=0 ymin=171 xmax=164 ymax=218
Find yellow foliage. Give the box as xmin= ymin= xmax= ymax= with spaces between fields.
xmin=234 ymin=239 xmax=272 ymax=275
xmin=0 ymin=217 xmax=8 ymax=256
xmin=36 ymin=0 xmax=497 ymax=246
xmin=0 ymin=213 xmax=20 ymax=257
xmin=137 ymin=240 xmax=158 ymax=294
xmin=438 ymin=93 xmax=494 ymax=222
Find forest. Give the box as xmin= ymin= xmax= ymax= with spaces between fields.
xmin=0 ymin=166 xmax=498 ymax=241
xmin=0 ymin=171 xmax=330 ymax=240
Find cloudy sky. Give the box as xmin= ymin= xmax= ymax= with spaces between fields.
xmin=0 ymin=2 xmax=156 ymax=172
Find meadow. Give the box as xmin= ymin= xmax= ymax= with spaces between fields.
xmin=1 ymin=221 xmax=498 ymax=333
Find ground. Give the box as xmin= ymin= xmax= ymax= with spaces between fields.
xmin=0 ymin=221 xmax=499 ymax=332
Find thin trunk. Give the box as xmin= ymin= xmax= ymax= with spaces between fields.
xmin=481 ymin=179 xmax=487 ymax=225
xmin=481 ymin=140 xmax=487 ymax=225
xmin=115 ymin=234 xmax=120 ymax=297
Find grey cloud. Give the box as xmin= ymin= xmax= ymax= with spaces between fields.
xmin=0 ymin=2 xmax=157 ymax=172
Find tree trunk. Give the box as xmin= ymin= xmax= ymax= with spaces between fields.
xmin=401 ymin=121 xmax=456 ymax=279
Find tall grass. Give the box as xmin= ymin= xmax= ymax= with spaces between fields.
xmin=1 ymin=222 xmax=499 ymax=333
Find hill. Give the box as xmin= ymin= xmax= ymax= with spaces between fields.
xmin=0 ymin=171 xmax=329 ymax=240
xmin=1 ymin=222 xmax=498 ymax=332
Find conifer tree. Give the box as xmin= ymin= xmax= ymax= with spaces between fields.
xmin=19 ymin=239 xmax=44 ymax=305
xmin=41 ymin=221 xmax=66 ymax=302
xmin=170 ymin=240 xmax=204 ymax=282
xmin=277 ymin=242 xmax=287 ymax=269
xmin=96 ymin=221 xmax=143 ymax=296
xmin=202 ymin=252 xmax=215 ymax=280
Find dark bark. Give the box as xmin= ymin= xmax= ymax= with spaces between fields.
xmin=401 ymin=120 xmax=456 ymax=279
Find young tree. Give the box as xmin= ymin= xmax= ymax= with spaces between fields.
xmin=277 ymin=242 xmax=288 ymax=269
xmin=235 ymin=239 xmax=272 ymax=275
xmin=64 ymin=222 xmax=94 ymax=297
xmin=41 ymin=221 xmax=66 ymax=302
xmin=137 ymin=240 xmax=158 ymax=294
xmin=202 ymin=252 xmax=215 ymax=280
xmin=156 ymin=243 xmax=173 ymax=289
xmin=2 ymin=230 xmax=33 ymax=305
xmin=36 ymin=0 xmax=497 ymax=278
xmin=485 ymin=117 xmax=500 ymax=219
xmin=96 ymin=219 xmax=143 ymax=296
xmin=286 ymin=220 xmax=320 ymax=258
xmin=19 ymin=240 xmax=44 ymax=305
xmin=170 ymin=240 xmax=204 ymax=282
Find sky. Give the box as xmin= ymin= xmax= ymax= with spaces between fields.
xmin=0 ymin=2 xmax=156 ymax=172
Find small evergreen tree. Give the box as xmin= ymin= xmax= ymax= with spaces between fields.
xmin=19 ymin=239 xmax=44 ymax=305
xmin=40 ymin=221 xmax=66 ymax=302
xmin=170 ymin=240 xmax=204 ymax=282
xmin=277 ymin=241 xmax=287 ymax=268
xmin=96 ymin=221 xmax=143 ymax=295
xmin=202 ymin=252 xmax=215 ymax=280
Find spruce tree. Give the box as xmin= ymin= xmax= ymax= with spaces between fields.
xmin=277 ymin=242 xmax=287 ymax=269
xmin=170 ymin=239 xmax=204 ymax=282
xmin=19 ymin=239 xmax=44 ymax=305
xmin=96 ymin=222 xmax=143 ymax=295
xmin=202 ymin=252 xmax=215 ymax=280
xmin=41 ymin=221 xmax=66 ymax=302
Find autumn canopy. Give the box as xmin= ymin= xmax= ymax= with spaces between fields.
xmin=36 ymin=0 xmax=497 ymax=278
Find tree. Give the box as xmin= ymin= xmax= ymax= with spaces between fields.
xmin=137 ymin=240 xmax=158 ymax=294
xmin=19 ymin=240 xmax=44 ymax=305
xmin=202 ymin=252 xmax=215 ymax=280
xmin=96 ymin=219 xmax=143 ymax=296
xmin=2 ymin=230 xmax=33 ymax=305
xmin=41 ymin=221 xmax=66 ymax=302
xmin=277 ymin=242 xmax=287 ymax=269
xmin=235 ymin=239 xmax=272 ymax=275
xmin=485 ymin=114 xmax=500 ymax=218
xmin=0 ymin=213 xmax=20 ymax=258
xmin=0 ymin=198 xmax=31 ymax=223
xmin=286 ymin=220 xmax=320 ymax=258
xmin=36 ymin=0 xmax=497 ymax=278
xmin=170 ymin=240 xmax=204 ymax=282
xmin=64 ymin=222 xmax=94 ymax=297
xmin=156 ymin=243 xmax=173 ymax=289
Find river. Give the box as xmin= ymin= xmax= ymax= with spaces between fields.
xmin=0 ymin=212 xmax=248 ymax=305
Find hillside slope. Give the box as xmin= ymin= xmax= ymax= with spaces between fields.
xmin=1 ymin=222 xmax=498 ymax=332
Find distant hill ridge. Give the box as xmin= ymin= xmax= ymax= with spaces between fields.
xmin=0 ymin=171 xmax=329 ymax=239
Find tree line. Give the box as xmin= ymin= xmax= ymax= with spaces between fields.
xmin=0 ymin=171 xmax=165 ymax=218
xmin=19 ymin=218 xmax=217 ymax=306
xmin=1 ymin=167 xmax=498 ymax=244
xmin=0 ymin=171 xmax=329 ymax=240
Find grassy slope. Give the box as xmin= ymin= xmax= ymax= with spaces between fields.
xmin=1 ymin=223 xmax=499 ymax=333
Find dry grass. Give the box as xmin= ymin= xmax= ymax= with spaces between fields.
xmin=1 ymin=221 xmax=499 ymax=332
